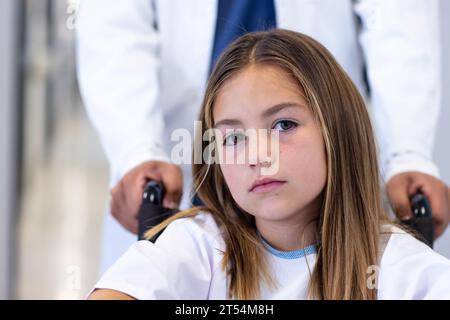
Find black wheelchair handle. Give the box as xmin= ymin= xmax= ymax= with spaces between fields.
xmin=137 ymin=180 xmax=179 ymax=242
xmin=138 ymin=182 xmax=435 ymax=248
xmin=400 ymin=192 xmax=434 ymax=248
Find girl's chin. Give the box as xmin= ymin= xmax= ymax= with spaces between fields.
xmin=249 ymin=201 xmax=290 ymax=216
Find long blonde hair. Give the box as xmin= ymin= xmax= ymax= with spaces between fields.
xmin=145 ymin=29 xmax=393 ymax=300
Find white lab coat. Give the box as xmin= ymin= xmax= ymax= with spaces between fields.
xmin=75 ymin=0 xmax=442 ymax=273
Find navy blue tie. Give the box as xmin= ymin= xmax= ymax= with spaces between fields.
xmin=209 ymin=0 xmax=277 ymax=73
xmin=192 ymin=0 xmax=277 ymax=207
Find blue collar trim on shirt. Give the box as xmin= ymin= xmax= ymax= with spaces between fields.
xmin=260 ymin=237 xmax=317 ymax=260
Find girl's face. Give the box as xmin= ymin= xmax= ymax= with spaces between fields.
xmin=213 ymin=64 xmax=327 ymax=225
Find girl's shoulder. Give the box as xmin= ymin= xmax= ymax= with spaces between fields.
xmin=381 ymin=224 xmax=447 ymax=265
xmin=144 ymin=209 xmax=227 ymax=262
xmin=378 ymin=224 xmax=450 ymax=299
xmin=92 ymin=210 xmax=226 ymax=299
xmin=158 ymin=210 xmax=225 ymax=248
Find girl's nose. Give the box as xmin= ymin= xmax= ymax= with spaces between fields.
xmin=260 ymin=160 xmax=272 ymax=168
xmin=248 ymin=139 xmax=275 ymax=167
xmin=247 ymin=130 xmax=279 ymax=175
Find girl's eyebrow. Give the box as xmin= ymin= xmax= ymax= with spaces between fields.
xmin=214 ymin=102 xmax=304 ymax=128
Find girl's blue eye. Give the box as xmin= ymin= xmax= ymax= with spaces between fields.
xmin=223 ymin=132 xmax=246 ymax=146
xmin=273 ymin=120 xmax=297 ymax=131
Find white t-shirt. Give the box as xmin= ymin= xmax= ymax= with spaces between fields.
xmin=91 ymin=211 xmax=450 ymax=299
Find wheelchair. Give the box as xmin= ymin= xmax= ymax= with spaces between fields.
xmin=137 ymin=181 xmax=434 ymax=248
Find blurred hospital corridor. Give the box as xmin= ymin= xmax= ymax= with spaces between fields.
xmin=17 ymin=109 xmax=108 ymax=299
xmin=2 ymin=0 xmax=108 ymax=299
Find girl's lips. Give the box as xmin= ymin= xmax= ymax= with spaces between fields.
xmin=251 ymin=181 xmax=286 ymax=194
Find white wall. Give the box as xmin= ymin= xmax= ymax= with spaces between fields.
xmin=433 ymin=0 xmax=450 ymax=257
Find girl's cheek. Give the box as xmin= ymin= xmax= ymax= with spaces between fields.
xmin=219 ymin=164 xmax=234 ymax=188
xmin=221 ymin=164 xmax=244 ymax=194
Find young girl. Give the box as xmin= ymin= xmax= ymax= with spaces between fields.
xmin=88 ymin=29 xmax=450 ymax=300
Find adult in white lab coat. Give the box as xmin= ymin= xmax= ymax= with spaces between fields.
xmin=76 ymin=0 xmax=450 ymax=273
